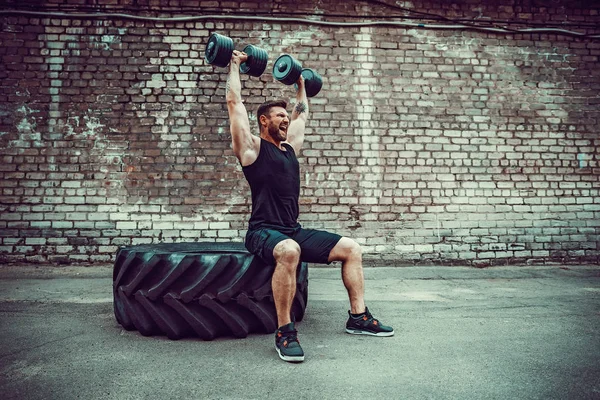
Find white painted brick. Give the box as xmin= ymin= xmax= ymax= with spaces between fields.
xmin=25 ymin=238 xmax=47 ymax=245
xmin=209 ymin=222 xmax=229 ymax=230
xmin=193 ymin=222 xmax=210 ymax=230
xmin=218 ymin=230 xmax=238 ymax=238
xmin=116 ymin=222 xmax=137 ymax=230
xmin=52 ymin=221 xmax=73 ymax=228
xmin=132 ymin=238 xmax=153 ymax=245
xmin=414 ymin=244 xmax=434 ymax=253
xmin=88 ymin=213 xmax=110 ymax=220
xmin=109 ymin=213 xmax=130 ymax=221
xmin=153 ymin=222 xmax=174 ymax=230
xmin=56 ymin=246 xmax=74 ymax=253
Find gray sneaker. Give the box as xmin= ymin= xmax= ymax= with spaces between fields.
xmin=275 ymin=322 xmax=305 ymax=362
xmin=345 ymin=307 xmax=394 ymax=337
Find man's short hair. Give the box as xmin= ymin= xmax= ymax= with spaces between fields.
xmin=256 ymin=99 xmax=288 ymax=128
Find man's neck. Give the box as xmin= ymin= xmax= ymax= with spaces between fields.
xmin=260 ymin=133 xmax=284 ymax=150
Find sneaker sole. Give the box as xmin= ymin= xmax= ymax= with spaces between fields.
xmin=345 ymin=328 xmax=395 ymax=337
xmin=276 ymin=346 xmax=305 ymax=363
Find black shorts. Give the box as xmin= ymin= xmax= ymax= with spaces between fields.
xmin=245 ymin=224 xmax=342 ymax=266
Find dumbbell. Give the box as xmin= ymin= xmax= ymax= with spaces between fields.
xmin=272 ymin=54 xmax=323 ymax=97
xmin=204 ymin=33 xmax=269 ymax=77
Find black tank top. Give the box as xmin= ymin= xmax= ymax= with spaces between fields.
xmin=242 ymin=139 xmax=300 ymax=230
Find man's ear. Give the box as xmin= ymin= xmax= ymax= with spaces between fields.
xmin=259 ymin=114 xmax=268 ymax=128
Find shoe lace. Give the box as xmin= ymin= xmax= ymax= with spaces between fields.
xmin=280 ymin=329 xmax=299 ymax=345
xmin=361 ymin=310 xmax=379 ymax=326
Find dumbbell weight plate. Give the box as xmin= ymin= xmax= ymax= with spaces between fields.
xmin=205 ymin=33 xmax=234 ymax=68
xmin=299 ymin=68 xmax=323 ymax=97
xmin=273 ymin=54 xmax=303 ymax=85
xmin=240 ymin=44 xmax=268 ymax=77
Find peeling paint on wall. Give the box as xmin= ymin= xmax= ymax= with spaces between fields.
xmin=89 ymin=33 xmax=124 ymax=50
xmin=16 ymin=105 xmax=37 ymax=134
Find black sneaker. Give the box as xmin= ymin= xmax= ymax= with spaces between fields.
xmin=275 ymin=322 xmax=305 ymax=363
xmin=345 ymin=307 xmax=394 ymax=337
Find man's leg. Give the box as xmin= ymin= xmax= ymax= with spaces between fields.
xmin=246 ymin=229 xmax=304 ymax=362
xmin=327 ymin=237 xmax=366 ymax=314
xmin=271 ymin=238 xmax=304 ymax=362
xmin=272 ymin=238 xmax=301 ymax=327
xmin=328 ymin=237 xmax=394 ymax=336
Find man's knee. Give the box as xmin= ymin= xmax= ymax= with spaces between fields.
xmin=273 ymin=239 xmax=301 ymax=269
xmin=346 ymin=239 xmax=362 ymax=260
xmin=329 ymin=237 xmax=362 ymax=263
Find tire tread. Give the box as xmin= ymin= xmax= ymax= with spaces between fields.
xmin=113 ymin=242 xmax=308 ymax=340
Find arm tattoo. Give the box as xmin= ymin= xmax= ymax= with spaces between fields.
xmin=225 ymin=76 xmax=231 ymax=95
xmin=295 ymin=101 xmax=307 ymax=115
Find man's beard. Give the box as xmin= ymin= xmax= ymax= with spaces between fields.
xmin=268 ymin=122 xmax=287 ymax=141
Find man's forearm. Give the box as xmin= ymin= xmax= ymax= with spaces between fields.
xmin=226 ymin=62 xmax=242 ymax=103
xmin=292 ymin=85 xmax=308 ymax=120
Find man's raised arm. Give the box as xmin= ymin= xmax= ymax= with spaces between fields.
xmin=286 ymin=76 xmax=308 ymax=155
xmin=227 ymin=50 xmax=259 ymax=167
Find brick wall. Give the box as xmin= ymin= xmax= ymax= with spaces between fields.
xmin=1 ymin=1 xmax=599 ymax=266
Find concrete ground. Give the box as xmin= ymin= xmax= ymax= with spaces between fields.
xmin=0 ymin=264 xmax=598 ymax=400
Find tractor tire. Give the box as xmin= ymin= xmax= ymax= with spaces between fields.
xmin=113 ymin=242 xmax=308 ymax=340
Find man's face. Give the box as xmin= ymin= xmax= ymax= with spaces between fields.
xmin=264 ymin=107 xmax=289 ymax=142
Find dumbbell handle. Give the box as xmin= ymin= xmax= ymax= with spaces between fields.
xmin=205 ymin=33 xmax=268 ymax=77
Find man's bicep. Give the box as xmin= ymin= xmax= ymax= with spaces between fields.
xmin=286 ymin=118 xmax=306 ymax=154
xmin=228 ymin=102 xmax=253 ymax=151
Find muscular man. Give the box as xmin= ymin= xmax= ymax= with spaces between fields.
xmin=226 ymin=50 xmax=393 ymax=363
